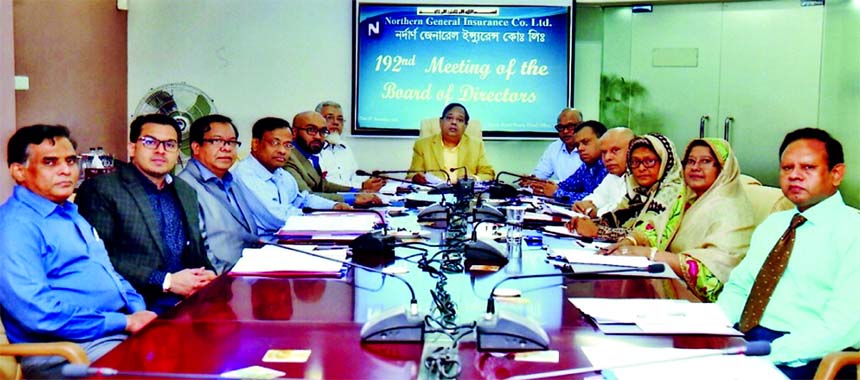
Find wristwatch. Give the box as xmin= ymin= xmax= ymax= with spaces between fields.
xmin=162 ymin=273 xmax=172 ymax=293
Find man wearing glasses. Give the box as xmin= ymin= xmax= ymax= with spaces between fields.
xmin=286 ymin=111 xmax=382 ymax=206
xmin=233 ymin=117 xmax=352 ymax=239
xmin=523 ymin=108 xmax=584 ymax=185
xmin=316 ymin=100 xmax=385 ymax=191
xmin=77 ymin=114 xmax=215 ymax=315
xmin=1 ymin=125 xmax=156 ymax=378
xmin=177 ymin=114 xmax=259 ymax=274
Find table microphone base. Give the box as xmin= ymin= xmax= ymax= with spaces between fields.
xmin=360 ymin=306 xmax=426 ymax=343
xmin=477 ymin=311 xmax=549 ymax=352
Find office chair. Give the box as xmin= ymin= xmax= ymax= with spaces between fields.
xmin=0 ymin=314 xmax=89 ymax=380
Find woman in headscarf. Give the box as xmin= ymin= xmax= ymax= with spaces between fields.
xmin=602 ymin=138 xmax=755 ymax=302
xmin=567 ymin=133 xmax=686 ymax=249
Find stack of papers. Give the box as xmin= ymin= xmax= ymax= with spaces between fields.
xmin=276 ymin=214 xmax=378 ymax=241
xmin=581 ymin=346 xmax=786 ymax=380
xmin=570 ymin=298 xmax=742 ymax=336
xmin=552 ymin=247 xmax=648 ymax=268
xmin=230 ymin=245 xmax=346 ymax=277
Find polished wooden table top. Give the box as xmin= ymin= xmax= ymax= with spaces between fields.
xmin=94 ymin=219 xmax=742 ymax=379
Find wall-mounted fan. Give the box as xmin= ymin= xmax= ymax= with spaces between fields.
xmin=133 ymin=82 xmax=216 ymax=167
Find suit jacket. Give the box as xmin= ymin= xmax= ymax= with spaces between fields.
xmin=285 ymin=149 xmax=352 ymax=202
xmin=407 ymin=133 xmax=495 ymax=181
xmin=76 ymin=162 xmax=210 ymax=305
xmin=178 ymin=161 xmax=259 ymax=275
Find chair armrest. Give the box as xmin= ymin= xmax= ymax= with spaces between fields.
xmin=814 ymin=352 xmax=860 ymax=380
xmin=0 ymin=342 xmax=89 ymax=364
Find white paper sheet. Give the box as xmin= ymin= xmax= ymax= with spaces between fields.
xmin=230 ymin=245 xmax=346 ymax=274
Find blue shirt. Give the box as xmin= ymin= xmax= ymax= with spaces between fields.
xmin=532 ymin=140 xmax=583 ymax=181
xmin=233 ymin=155 xmax=337 ymax=238
xmin=189 ymin=158 xmax=244 ymax=215
xmin=0 ymin=186 xmax=146 ymax=344
xmin=717 ymin=191 xmax=860 ymax=365
xmin=554 ymin=159 xmax=608 ymax=204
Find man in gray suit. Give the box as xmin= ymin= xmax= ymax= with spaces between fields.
xmin=77 ymin=114 xmax=215 ymax=314
xmin=178 ymin=114 xmax=259 ymax=274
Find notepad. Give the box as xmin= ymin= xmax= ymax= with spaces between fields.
xmin=230 ymin=245 xmax=346 ymax=276
xmin=569 ymin=298 xmax=742 ymax=336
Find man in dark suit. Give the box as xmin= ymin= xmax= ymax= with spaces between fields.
xmin=285 ymin=111 xmax=382 ymax=206
xmin=77 ymin=114 xmax=216 ymax=314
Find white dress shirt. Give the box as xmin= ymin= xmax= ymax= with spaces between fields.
xmin=582 ymin=173 xmax=626 ymax=216
xmin=532 ymin=140 xmax=583 ymax=181
xmin=319 ymin=141 xmax=364 ymax=188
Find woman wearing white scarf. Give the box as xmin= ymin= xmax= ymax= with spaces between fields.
xmin=605 ymin=138 xmax=755 ymax=301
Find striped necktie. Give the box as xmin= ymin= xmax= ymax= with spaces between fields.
xmin=738 ymin=213 xmax=807 ymax=333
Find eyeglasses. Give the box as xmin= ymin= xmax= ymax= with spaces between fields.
xmin=629 ymin=158 xmax=660 ymax=169
xmin=554 ymin=123 xmax=580 ymax=132
xmin=264 ymin=139 xmax=293 ymax=150
xmin=294 ymin=126 xmax=330 ymax=137
xmin=684 ymin=157 xmax=716 ymax=169
xmin=202 ymin=138 xmax=242 ymax=148
xmin=138 ymin=136 xmax=179 ymax=152
xmin=324 ymin=115 xmax=345 ymax=124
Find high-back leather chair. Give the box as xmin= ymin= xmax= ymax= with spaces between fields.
xmin=419 ymin=118 xmax=483 ymax=139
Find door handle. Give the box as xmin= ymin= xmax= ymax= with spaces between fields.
xmin=723 ymin=116 xmax=734 ymax=141
xmin=699 ymin=115 xmax=710 ymax=138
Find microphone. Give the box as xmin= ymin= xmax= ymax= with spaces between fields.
xmin=356 ymin=169 xmax=435 ymax=189
xmin=505 ymin=341 xmax=771 ymax=380
xmin=301 ymin=207 xmax=394 ymax=264
xmin=264 ymin=243 xmax=425 ymax=343
xmin=477 ymin=263 xmax=666 ymax=352
xmin=449 ymin=166 xmax=467 ymax=180
xmin=489 ymin=171 xmax=533 ymax=199
xmin=366 ymin=169 xmax=452 ymax=184
xmin=61 ymin=363 xmax=263 ymax=379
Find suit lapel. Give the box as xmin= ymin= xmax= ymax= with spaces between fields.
xmin=187 ymin=163 xmax=250 ymax=230
xmin=119 ymin=165 xmax=168 ymax=259
xmin=296 ymin=153 xmax=321 ymax=190
xmin=174 ymin=179 xmax=200 ymax=240
xmin=431 ymin=137 xmax=445 ymax=173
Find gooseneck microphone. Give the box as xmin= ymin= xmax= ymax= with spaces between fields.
xmin=505 ymin=341 xmax=771 ymax=380
xmin=61 ymin=363 xmax=289 ymax=379
xmin=476 ymin=263 xmax=665 ymax=352
xmin=494 ymin=171 xmax=535 ymax=183
xmin=265 ymin=243 xmax=425 ymax=343
xmin=356 ymin=170 xmax=435 ymax=189
xmin=364 ymin=169 xmax=452 ymax=184
xmin=301 ymin=207 xmax=394 ymax=262
xmin=486 ymin=263 xmax=665 ymax=315
xmin=449 ymin=166 xmax=467 ymax=180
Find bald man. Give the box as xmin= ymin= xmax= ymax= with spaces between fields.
xmin=573 ymin=127 xmax=635 ymax=217
xmin=530 ymin=108 xmax=584 ymax=181
xmin=285 ymin=111 xmax=381 ymax=207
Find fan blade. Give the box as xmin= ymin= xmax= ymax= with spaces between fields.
xmin=145 ymin=90 xmax=179 ymax=115
xmin=186 ymin=94 xmax=212 ymax=121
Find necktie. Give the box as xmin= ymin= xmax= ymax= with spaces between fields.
xmin=738 ymin=213 xmax=807 ymax=333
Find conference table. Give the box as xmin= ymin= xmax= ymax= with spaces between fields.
xmin=92 ymin=206 xmax=744 ymax=379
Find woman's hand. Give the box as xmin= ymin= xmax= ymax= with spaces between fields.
xmin=565 ymin=217 xmax=599 ymax=238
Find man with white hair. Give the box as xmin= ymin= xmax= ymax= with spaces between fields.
xmin=316 ymin=100 xmax=385 ymax=191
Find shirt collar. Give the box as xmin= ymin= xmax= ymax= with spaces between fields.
xmin=12 ymin=185 xmax=77 ymax=218
xmin=798 ymin=190 xmax=845 ymax=226
xmin=243 ymin=155 xmax=283 ymax=182
xmin=132 ymin=164 xmax=173 ymax=192
xmin=190 ymin=158 xmax=233 ymax=188
xmin=293 ymin=143 xmax=316 ymax=159
xmin=557 ymin=140 xmax=577 ymax=155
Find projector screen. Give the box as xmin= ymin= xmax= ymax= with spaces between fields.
xmin=352 ymin=1 xmax=574 ymax=138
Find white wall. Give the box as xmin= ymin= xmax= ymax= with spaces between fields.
xmin=128 ymin=0 xmax=601 ymax=175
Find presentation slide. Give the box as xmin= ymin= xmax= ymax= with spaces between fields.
xmin=353 ymin=3 xmax=572 ymax=137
